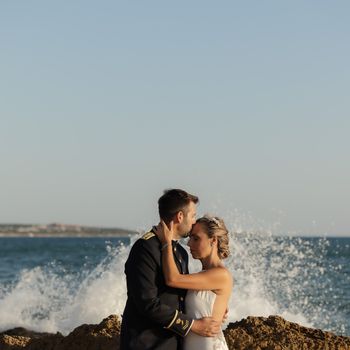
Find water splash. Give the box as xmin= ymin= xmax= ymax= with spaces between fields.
xmin=0 ymin=224 xmax=348 ymax=335
xmin=0 ymin=240 xmax=133 ymax=335
xmin=222 ymin=229 xmax=347 ymax=334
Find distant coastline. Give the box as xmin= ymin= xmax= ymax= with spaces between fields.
xmin=1 ymin=224 xmax=348 ymax=238
xmin=0 ymin=223 xmax=138 ymax=237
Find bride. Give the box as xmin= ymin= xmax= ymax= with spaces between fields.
xmin=155 ymin=215 xmax=232 ymax=350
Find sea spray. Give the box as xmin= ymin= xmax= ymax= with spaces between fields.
xmin=0 ymin=227 xmax=348 ymax=335
xmin=224 ymin=231 xmax=347 ymax=334
xmin=0 ymin=239 xmax=134 ymax=335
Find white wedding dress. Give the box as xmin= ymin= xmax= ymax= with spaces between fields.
xmin=185 ymin=290 xmax=229 ymax=350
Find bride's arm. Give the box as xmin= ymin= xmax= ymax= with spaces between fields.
xmin=163 ymin=247 xmax=231 ymax=324
xmin=161 ymin=243 xmax=231 ymax=290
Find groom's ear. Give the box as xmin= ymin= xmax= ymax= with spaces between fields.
xmin=174 ymin=210 xmax=184 ymax=223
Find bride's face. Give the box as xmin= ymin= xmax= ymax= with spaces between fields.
xmin=187 ymin=223 xmax=213 ymax=259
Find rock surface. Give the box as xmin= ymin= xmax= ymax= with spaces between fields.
xmin=1 ymin=315 xmax=349 ymax=350
xmin=224 ymin=315 xmax=350 ymax=349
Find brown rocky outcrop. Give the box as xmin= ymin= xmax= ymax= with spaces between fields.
xmin=1 ymin=314 xmax=349 ymax=350
xmin=0 ymin=327 xmax=63 ymax=350
xmin=224 ymin=315 xmax=350 ymax=349
xmin=0 ymin=315 xmax=120 ymax=350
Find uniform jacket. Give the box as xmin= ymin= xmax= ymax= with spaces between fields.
xmin=120 ymin=230 xmax=193 ymax=350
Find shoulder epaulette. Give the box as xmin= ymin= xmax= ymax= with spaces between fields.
xmin=141 ymin=232 xmax=155 ymax=240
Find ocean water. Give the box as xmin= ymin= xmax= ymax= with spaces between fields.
xmin=0 ymin=234 xmax=349 ymax=336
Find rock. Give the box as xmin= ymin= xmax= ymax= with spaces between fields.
xmin=0 ymin=315 xmax=119 ymax=350
xmin=1 ymin=315 xmax=349 ymax=350
xmin=52 ymin=314 xmax=120 ymax=350
xmin=0 ymin=334 xmax=31 ymax=350
xmin=0 ymin=327 xmax=62 ymax=350
xmin=224 ymin=315 xmax=350 ymax=350
xmin=0 ymin=328 xmax=64 ymax=350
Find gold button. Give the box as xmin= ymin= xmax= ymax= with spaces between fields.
xmin=180 ymin=297 xmax=184 ymax=301
xmin=174 ymin=247 xmax=177 ymax=252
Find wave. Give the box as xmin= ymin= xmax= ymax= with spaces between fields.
xmin=0 ymin=225 xmax=348 ymax=335
xmin=0 ymin=242 xmax=130 ymax=335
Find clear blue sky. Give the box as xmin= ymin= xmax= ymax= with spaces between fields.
xmin=1 ymin=1 xmax=349 ymax=236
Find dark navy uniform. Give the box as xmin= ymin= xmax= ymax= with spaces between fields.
xmin=120 ymin=230 xmax=193 ymax=350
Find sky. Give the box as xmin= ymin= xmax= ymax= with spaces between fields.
xmin=1 ymin=1 xmax=349 ymax=236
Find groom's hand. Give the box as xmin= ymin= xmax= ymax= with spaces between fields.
xmin=191 ymin=317 xmax=221 ymax=337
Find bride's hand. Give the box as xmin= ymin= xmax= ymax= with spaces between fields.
xmin=154 ymin=220 xmax=174 ymax=245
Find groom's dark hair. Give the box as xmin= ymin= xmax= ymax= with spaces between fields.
xmin=158 ymin=189 xmax=199 ymax=223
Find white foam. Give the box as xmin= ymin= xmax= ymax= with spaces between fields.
xmin=0 ymin=221 xmax=344 ymax=334
xmin=0 ymin=240 xmax=133 ymax=335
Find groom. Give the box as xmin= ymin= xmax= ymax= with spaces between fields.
xmin=120 ymin=189 xmax=220 ymax=350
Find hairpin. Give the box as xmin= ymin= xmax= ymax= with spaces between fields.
xmin=204 ymin=215 xmax=221 ymax=227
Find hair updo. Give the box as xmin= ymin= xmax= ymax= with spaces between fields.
xmin=196 ymin=215 xmax=230 ymax=259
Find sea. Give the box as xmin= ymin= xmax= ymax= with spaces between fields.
xmin=0 ymin=232 xmax=349 ymax=336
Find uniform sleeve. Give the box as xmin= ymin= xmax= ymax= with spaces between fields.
xmin=125 ymin=239 xmax=193 ymax=336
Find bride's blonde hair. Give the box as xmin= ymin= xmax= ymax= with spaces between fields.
xmin=196 ymin=215 xmax=230 ymax=259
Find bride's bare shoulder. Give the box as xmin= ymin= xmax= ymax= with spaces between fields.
xmin=207 ymin=266 xmax=232 ymax=282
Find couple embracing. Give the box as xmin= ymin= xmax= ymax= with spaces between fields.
xmin=120 ymin=189 xmax=233 ymax=350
